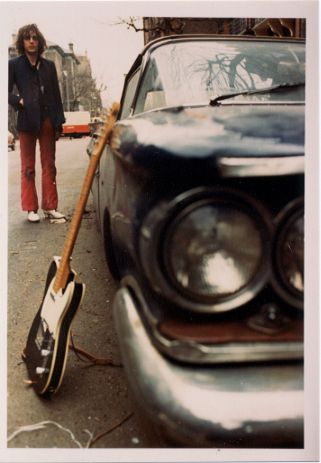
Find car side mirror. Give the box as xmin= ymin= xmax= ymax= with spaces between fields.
xmin=104 ymin=102 xmax=120 ymax=146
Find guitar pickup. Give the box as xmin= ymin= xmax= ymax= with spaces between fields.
xmin=40 ymin=349 xmax=51 ymax=357
xmin=36 ymin=367 xmax=49 ymax=375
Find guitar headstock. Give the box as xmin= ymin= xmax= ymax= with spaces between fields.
xmin=90 ymin=102 xmax=120 ymax=156
xmin=109 ymin=102 xmax=120 ymax=119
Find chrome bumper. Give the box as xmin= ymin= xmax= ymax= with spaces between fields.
xmin=113 ymin=287 xmax=304 ymax=447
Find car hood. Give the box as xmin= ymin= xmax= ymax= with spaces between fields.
xmin=111 ymin=105 xmax=304 ymax=165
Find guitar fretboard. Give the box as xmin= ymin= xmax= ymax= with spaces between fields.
xmin=53 ymin=103 xmax=119 ymax=293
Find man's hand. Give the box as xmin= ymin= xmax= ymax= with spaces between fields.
xmin=55 ymin=126 xmax=63 ymax=141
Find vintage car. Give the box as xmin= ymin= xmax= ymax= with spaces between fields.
xmin=88 ymin=35 xmax=304 ymax=447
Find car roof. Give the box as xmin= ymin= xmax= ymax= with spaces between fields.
xmin=143 ymin=33 xmax=305 ymax=52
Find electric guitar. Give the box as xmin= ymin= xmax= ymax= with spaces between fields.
xmin=24 ymin=103 xmax=119 ymax=396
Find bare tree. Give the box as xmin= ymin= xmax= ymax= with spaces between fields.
xmin=67 ymin=74 xmax=104 ymax=114
xmin=115 ymin=17 xmax=186 ymax=35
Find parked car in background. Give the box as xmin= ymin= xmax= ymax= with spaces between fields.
xmin=8 ymin=131 xmax=15 ymax=151
xmin=62 ymin=111 xmax=91 ymax=138
xmin=88 ymin=35 xmax=305 ymax=447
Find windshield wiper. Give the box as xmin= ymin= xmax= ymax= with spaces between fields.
xmin=210 ymin=81 xmax=305 ymax=106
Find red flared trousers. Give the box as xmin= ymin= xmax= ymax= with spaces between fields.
xmin=19 ymin=118 xmax=58 ymax=212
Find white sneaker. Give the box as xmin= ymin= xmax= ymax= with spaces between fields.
xmin=27 ymin=211 xmax=40 ymax=223
xmin=43 ymin=209 xmax=65 ymax=220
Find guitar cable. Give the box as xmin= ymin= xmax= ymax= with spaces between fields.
xmin=68 ymin=331 xmax=123 ymax=367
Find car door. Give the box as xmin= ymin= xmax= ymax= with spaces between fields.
xmin=98 ymin=68 xmax=141 ymax=228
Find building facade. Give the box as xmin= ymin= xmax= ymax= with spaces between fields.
xmin=142 ymin=17 xmax=306 ymax=43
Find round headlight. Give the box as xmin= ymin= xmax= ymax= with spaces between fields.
xmin=162 ymin=197 xmax=270 ymax=310
xmin=273 ymin=201 xmax=304 ymax=309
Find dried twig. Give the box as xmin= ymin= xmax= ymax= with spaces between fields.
xmin=88 ymin=412 xmax=134 ymax=448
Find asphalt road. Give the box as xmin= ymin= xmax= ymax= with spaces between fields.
xmin=7 ymin=137 xmax=167 ymax=450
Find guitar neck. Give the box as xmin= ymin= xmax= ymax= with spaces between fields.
xmin=53 ymin=103 xmax=119 ymax=293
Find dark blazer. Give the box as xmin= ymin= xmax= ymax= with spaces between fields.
xmin=8 ymin=54 xmax=65 ymax=132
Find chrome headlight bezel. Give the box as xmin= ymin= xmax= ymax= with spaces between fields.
xmin=271 ymin=198 xmax=304 ymax=310
xmin=139 ymin=187 xmax=272 ymax=313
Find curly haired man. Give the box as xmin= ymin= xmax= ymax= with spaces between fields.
xmin=9 ymin=24 xmax=66 ymax=223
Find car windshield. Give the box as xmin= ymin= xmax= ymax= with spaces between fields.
xmin=134 ymin=40 xmax=305 ymax=113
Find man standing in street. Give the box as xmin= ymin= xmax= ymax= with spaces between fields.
xmin=9 ymin=23 xmax=66 ymax=223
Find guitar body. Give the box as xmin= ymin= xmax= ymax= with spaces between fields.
xmin=25 ymin=257 xmax=85 ymax=396
xmin=24 ymin=103 xmax=119 ymax=397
